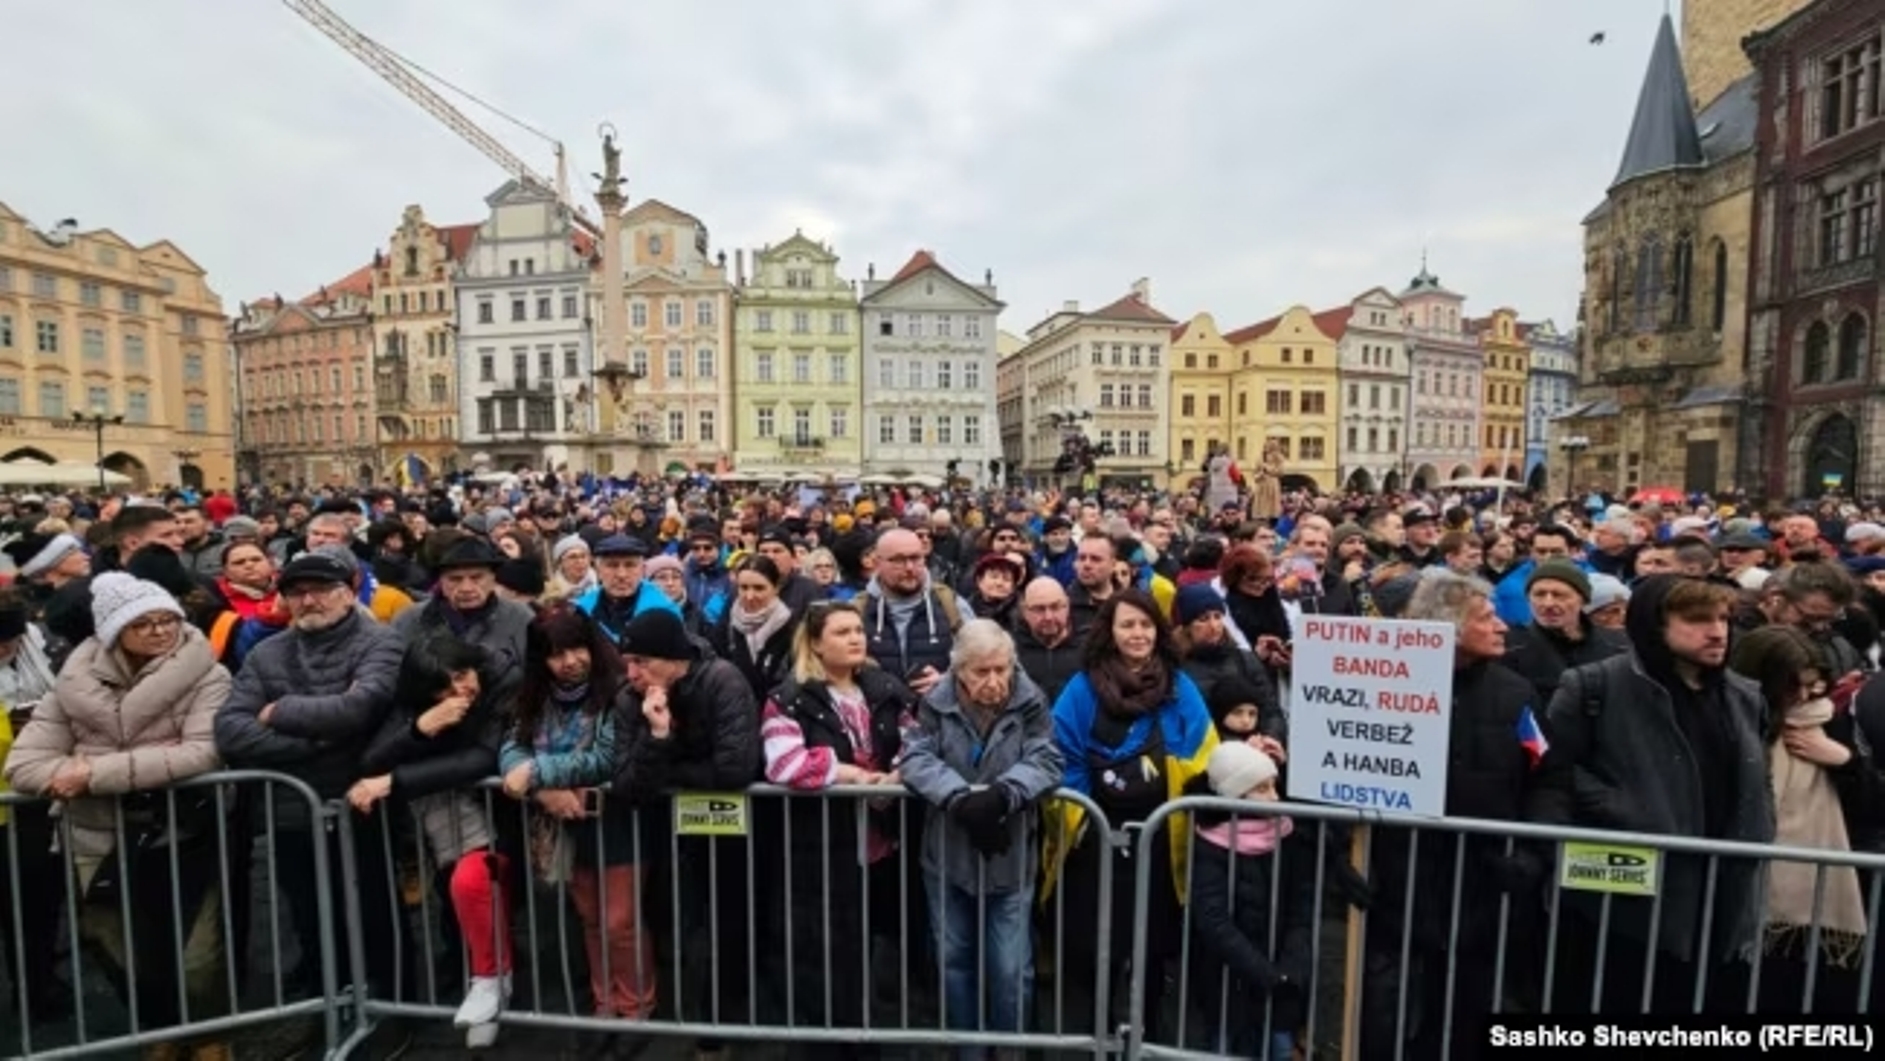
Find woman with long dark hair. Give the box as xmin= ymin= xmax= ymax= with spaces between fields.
xmin=500 ymin=605 xmax=657 ymax=1029
xmin=352 ymin=633 xmax=513 ymax=1047
xmin=1043 ymin=589 xmax=1217 ymax=1041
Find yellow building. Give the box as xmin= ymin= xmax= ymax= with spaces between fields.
xmin=0 ymin=202 xmax=234 ymax=490
xmin=1167 ymin=312 xmax=1234 ymax=481
xmin=372 ymin=205 xmax=475 ymax=479
xmin=1222 ymin=306 xmax=1342 ymax=491
xmin=731 ymin=233 xmax=861 ymax=475
xmin=1473 ymin=308 xmax=1530 ymax=480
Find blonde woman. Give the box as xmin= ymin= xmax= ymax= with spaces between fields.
xmin=758 ymin=602 xmax=917 ymax=1040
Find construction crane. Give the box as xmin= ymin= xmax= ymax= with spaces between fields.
xmin=282 ymin=0 xmax=599 ymax=237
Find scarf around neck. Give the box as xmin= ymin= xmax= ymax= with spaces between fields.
xmin=1197 ymin=813 xmax=1293 ymax=856
xmin=731 ymin=597 xmax=793 ymax=660
xmin=1767 ymin=696 xmax=1868 ymax=965
xmin=1088 ymin=654 xmax=1173 ymax=718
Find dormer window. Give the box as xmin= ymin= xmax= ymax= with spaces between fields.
xmin=649 ymin=234 xmax=664 ymax=255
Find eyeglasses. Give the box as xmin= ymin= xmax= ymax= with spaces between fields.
xmin=282 ymin=583 xmax=345 ymax=602
xmin=878 ymin=554 xmax=925 ymax=566
xmin=124 ymin=614 xmax=183 ymax=636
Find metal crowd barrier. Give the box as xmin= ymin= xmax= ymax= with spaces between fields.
xmin=1125 ymin=797 xmax=1885 ymax=1061
xmin=0 ymin=770 xmax=342 ymax=1061
xmin=330 ymin=782 xmax=1119 ymax=1060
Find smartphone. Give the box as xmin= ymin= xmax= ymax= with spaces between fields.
xmin=581 ymin=789 xmax=603 ymax=816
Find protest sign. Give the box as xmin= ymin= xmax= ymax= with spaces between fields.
xmin=1287 ymin=615 xmax=1454 ymax=817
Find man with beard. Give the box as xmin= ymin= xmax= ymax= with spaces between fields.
xmin=1012 ymin=577 xmax=1081 ymax=704
xmin=862 ymin=528 xmax=961 ymax=697
xmin=1530 ymin=575 xmax=1771 ymax=1013
xmin=1066 ymin=534 xmax=1120 ymax=638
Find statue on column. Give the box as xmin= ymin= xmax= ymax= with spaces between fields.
xmin=1249 ymin=438 xmax=1285 ymax=520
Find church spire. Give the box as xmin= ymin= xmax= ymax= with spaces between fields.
xmin=1611 ymin=13 xmax=1705 ymax=189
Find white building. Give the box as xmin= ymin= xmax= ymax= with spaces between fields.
xmin=1333 ymin=287 xmax=1412 ymax=493
xmin=1400 ymin=263 xmax=1483 ymax=489
xmin=858 ymin=251 xmax=1003 ymax=478
xmin=455 ymin=180 xmax=595 ymax=472
xmin=1524 ymin=318 xmax=1580 ymax=490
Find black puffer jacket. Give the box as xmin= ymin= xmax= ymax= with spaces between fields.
xmin=611 ymin=648 xmax=761 ymax=803
xmin=1013 ymin=625 xmax=1081 ymax=706
xmin=214 ymin=607 xmax=406 ymax=820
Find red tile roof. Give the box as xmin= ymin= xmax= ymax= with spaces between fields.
xmin=889 ymin=250 xmax=940 ymax=284
xmin=439 ymin=223 xmax=480 ymax=261
xmin=1222 ymin=315 xmax=1281 ymax=345
xmin=1088 ymin=292 xmax=1174 ymax=325
xmin=1170 ymin=322 xmax=1190 ymax=343
xmin=299 ymin=262 xmax=373 ymax=305
xmin=1311 ymin=305 xmax=1353 ymax=341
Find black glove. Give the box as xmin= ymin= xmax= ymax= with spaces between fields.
xmin=949 ymin=788 xmax=1013 ymax=857
xmin=1328 ymin=861 xmax=1374 ymax=912
xmin=1483 ymin=850 xmax=1544 ymax=896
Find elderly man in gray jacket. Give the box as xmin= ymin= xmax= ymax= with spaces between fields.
xmin=390 ymin=537 xmax=532 ymax=683
xmin=213 ymin=550 xmax=412 ymax=1005
xmin=900 ymin=618 xmax=1063 ymax=1048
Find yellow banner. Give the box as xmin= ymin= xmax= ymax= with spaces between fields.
xmin=674 ymin=792 xmax=749 ymax=837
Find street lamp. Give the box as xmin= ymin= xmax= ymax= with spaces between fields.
xmin=1559 ymin=434 xmax=1591 ymax=499
xmin=74 ymin=406 xmax=124 ymax=495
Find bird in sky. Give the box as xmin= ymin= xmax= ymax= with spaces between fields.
xmin=1590 ymin=31 xmax=1606 ymax=44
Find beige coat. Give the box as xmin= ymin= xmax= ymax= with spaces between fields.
xmin=4 ymin=625 xmax=230 ymax=857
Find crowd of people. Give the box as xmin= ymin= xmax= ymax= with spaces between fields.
xmin=0 ymin=478 xmax=1878 ymax=1059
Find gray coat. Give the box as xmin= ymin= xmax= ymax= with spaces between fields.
xmin=213 ymin=606 xmax=406 ymax=815
xmin=900 ymin=670 xmax=1063 ymax=893
xmin=1534 ymin=651 xmax=1774 ymax=963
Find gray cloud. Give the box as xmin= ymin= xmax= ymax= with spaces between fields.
xmin=2 ymin=0 xmax=1661 ymax=329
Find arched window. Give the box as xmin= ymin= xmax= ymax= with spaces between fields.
xmin=1672 ymin=235 xmax=1694 ymax=327
xmin=1710 ymin=240 xmax=1728 ymax=331
xmin=1633 ymin=234 xmax=1662 ymax=332
xmin=1837 ymin=313 xmax=1868 ymax=380
xmin=1608 ymin=245 xmax=1628 ymax=333
xmin=1803 ymin=321 xmax=1831 ymax=384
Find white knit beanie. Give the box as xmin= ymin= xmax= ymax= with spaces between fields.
xmin=552 ymin=534 xmax=589 ymax=564
xmin=90 ymin=571 xmax=186 ymax=647
xmin=1206 ymin=742 xmax=1278 ymax=799
xmin=20 ymin=533 xmax=84 ymax=580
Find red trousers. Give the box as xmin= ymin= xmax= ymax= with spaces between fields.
xmin=449 ymin=851 xmax=512 ymax=978
xmin=570 ymin=863 xmax=657 ymax=1019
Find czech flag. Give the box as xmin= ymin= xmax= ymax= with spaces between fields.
xmin=1516 ymin=704 xmax=1549 ymax=769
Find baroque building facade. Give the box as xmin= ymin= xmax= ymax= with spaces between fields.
xmin=1744 ymin=0 xmax=1884 ymax=497
xmin=1400 ymin=263 xmax=1483 ymax=489
xmin=858 ymin=251 xmax=1003 ymax=479
xmin=1523 ymin=318 xmax=1580 ymax=490
xmin=608 ymin=200 xmax=733 ymax=475
xmin=454 ymin=180 xmax=596 ymax=474
xmin=731 ymin=234 xmax=862 ymax=477
xmin=1332 ymin=287 xmax=1410 ymax=493
xmin=1222 ymin=305 xmax=1342 ymax=493
xmin=1557 ymin=13 xmax=1756 ymax=496
xmin=233 ymin=268 xmax=376 ymax=487
xmin=1007 ymin=284 xmax=1174 ymax=489
xmin=0 ymin=202 xmax=234 ymax=490
xmin=1471 ymin=308 xmax=1531 ymax=481
xmin=1165 ymin=312 xmax=1235 ymax=480
xmin=371 ymin=205 xmax=476 ymax=479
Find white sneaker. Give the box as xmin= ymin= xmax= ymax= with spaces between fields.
xmin=464 ymin=1021 xmax=500 ymax=1049
xmin=453 ymin=974 xmax=511 ymax=1028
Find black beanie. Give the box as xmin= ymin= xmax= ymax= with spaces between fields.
xmin=620 ymin=608 xmax=691 ymax=661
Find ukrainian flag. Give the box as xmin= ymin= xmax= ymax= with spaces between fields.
xmin=397 ymin=454 xmax=425 ymax=488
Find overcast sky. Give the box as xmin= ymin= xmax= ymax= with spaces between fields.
xmin=3 ymin=0 xmax=1674 ymax=335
